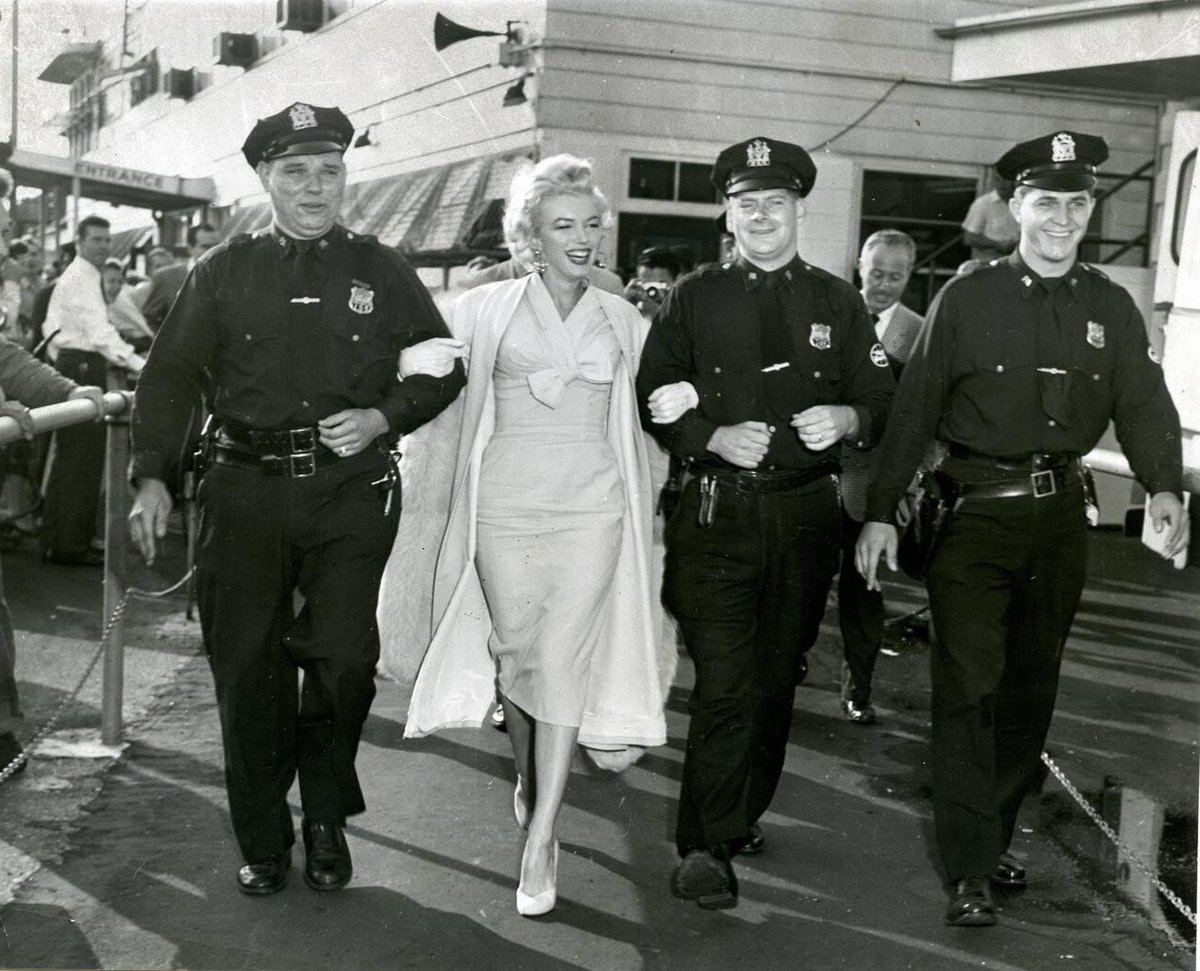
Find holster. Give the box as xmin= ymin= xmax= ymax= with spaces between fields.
xmin=897 ymin=469 xmax=959 ymax=581
xmin=192 ymin=414 xmax=216 ymax=480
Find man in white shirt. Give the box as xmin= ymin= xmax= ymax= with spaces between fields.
xmin=837 ymin=229 xmax=925 ymax=723
xmin=41 ymin=216 xmax=144 ymax=565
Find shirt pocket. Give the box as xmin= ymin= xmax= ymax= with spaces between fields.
xmin=329 ymin=312 xmax=393 ymax=389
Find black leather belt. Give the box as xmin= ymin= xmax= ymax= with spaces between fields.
xmin=948 ymin=443 xmax=1078 ymax=473
xmin=211 ymin=442 xmax=340 ymax=478
xmin=938 ymin=464 xmax=1080 ymax=500
xmin=221 ymin=420 xmax=322 ymax=455
xmin=687 ymin=462 xmax=837 ymax=495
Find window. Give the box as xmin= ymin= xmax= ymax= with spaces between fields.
xmin=629 ymin=158 xmax=719 ymax=204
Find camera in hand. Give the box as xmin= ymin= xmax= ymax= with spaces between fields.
xmin=642 ymin=282 xmax=671 ymax=303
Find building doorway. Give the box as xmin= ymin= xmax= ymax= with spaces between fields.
xmin=615 ymin=213 xmax=721 ymax=280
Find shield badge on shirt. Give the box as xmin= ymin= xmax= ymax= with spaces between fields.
xmin=348 ymin=284 xmax=375 ymax=315
xmin=809 ymin=323 xmax=832 ymax=350
xmin=1086 ymin=320 xmax=1105 ymax=349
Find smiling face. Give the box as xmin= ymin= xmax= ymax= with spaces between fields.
xmin=858 ymin=244 xmax=914 ymax=315
xmin=258 ymin=152 xmax=346 ymax=239
xmin=726 ymin=188 xmax=804 ymax=271
xmin=533 ymin=193 xmax=605 ymax=287
xmin=1011 ymin=186 xmax=1095 ymax=277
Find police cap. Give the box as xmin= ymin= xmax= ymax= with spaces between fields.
xmin=711 ymin=137 xmax=816 ymax=198
xmin=241 ymin=102 xmax=355 ymax=169
xmin=995 ymin=131 xmax=1108 ymax=192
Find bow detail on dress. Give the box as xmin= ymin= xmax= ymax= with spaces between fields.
xmin=527 ymin=359 xmax=611 ymax=408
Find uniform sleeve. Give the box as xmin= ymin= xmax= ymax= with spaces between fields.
xmin=836 ymin=286 xmax=895 ymax=450
xmin=129 ymin=260 xmax=219 ymax=483
xmin=635 ymin=284 xmax=719 ymax=460
xmin=1107 ymin=293 xmax=1184 ymax=497
xmin=379 ymin=255 xmax=465 ymax=437
xmin=0 ymin=337 xmax=77 ymax=406
xmin=863 ymin=285 xmax=954 ymax=523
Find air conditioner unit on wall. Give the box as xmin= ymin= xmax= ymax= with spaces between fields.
xmin=276 ymin=0 xmax=325 ymax=32
xmin=215 ymin=32 xmax=259 ymax=68
xmin=165 ymin=67 xmax=196 ymax=100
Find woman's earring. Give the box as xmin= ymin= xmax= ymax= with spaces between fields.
xmin=531 ymin=248 xmax=548 ymax=274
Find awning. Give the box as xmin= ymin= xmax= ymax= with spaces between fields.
xmin=212 ymin=151 xmax=530 ymax=261
xmin=936 ymin=0 xmax=1200 ymax=100
xmin=108 ymin=226 xmax=156 ymax=261
xmin=2 ymin=148 xmax=216 ymax=212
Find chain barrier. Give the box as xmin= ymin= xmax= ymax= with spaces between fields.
xmin=1041 ymin=750 xmax=1196 ymax=933
xmin=0 ymin=568 xmax=195 ymax=784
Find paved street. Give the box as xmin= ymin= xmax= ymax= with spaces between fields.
xmin=0 ymin=528 xmax=1195 ymax=970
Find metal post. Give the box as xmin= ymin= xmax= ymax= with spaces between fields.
xmin=101 ymin=408 xmax=131 ymax=745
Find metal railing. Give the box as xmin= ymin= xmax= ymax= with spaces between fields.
xmin=0 ymin=390 xmax=133 ymax=745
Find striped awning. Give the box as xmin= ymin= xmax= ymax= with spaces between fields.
xmin=212 ymin=151 xmax=530 ymax=261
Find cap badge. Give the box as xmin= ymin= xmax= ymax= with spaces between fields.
xmin=289 ymin=103 xmax=318 ymax=131
xmin=1086 ymin=321 xmax=1105 ymax=349
xmin=809 ymin=322 xmax=831 ymax=350
xmin=869 ymin=343 xmax=889 ymax=368
xmin=348 ymin=283 xmax=375 ymax=315
xmin=746 ymin=139 xmax=771 ymax=168
xmin=1051 ymin=132 xmax=1076 ymax=162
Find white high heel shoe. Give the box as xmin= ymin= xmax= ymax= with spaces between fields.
xmin=513 ymin=776 xmax=530 ymax=831
xmin=516 ymin=839 xmax=558 ymax=917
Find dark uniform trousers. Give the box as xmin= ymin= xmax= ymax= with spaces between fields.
xmin=665 ymin=471 xmax=840 ymax=856
xmin=925 ymin=480 xmax=1087 ymax=882
xmin=42 ymin=350 xmax=108 ymax=556
xmin=195 ymin=449 xmax=400 ymax=863
xmin=837 ymin=509 xmax=885 ymax=705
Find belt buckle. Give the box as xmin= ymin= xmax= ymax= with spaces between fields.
xmin=1031 ymin=469 xmax=1057 ymax=497
xmin=289 ymin=452 xmax=317 ymax=478
xmin=290 ymin=427 xmax=316 ymax=452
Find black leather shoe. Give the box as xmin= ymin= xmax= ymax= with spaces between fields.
xmin=302 ymin=819 xmax=352 ymax=891
xmin=991 ymin=852 xmax=1027 ymax=888
xmin=737 ymin=823 xmax=765 ymax=856
xmin=945 ymin=875 xmax=997 ymax=926
xmin=672 ymin=849 xmax=738 ymax=910
xmin=840 ymin=698 xmax=877 ymax=725
xmin=237 ymin=850 xmax=291 ymax=896
xmin=0 ymin=732 xmax=27 ymax=777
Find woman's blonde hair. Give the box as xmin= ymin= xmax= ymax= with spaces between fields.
xmin=502 ymin=154 xmax=612 ymax=267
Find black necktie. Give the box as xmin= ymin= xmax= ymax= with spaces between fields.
xmin=759 ymin=272 xmax=796 ymax=416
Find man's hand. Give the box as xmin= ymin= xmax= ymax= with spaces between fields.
xmin=129 ymin=478 xmax=173 ymax=565
xmin=1148 ymin=491 xmax=1190 ymax=561
xmin=647 ymin=381 xmax=698 ymax=424
xmin=707 ymin=421 xmax=772 ymax=469
xmin=398 ymin=338 xmax=467 ymax=379
xmin=791 ymin=404 xmax=859 ymax=452
xmin=855 ymin=522 xmax=898 ymax=592
xmin=67 ymin=385 xmax=105 ymax=421
xmin=319 ymin=408 xmax=389 ymax=458
xmin=0 ymin=401 xmax=35 ymax=439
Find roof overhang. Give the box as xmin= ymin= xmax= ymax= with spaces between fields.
xmin=2 ymin=149 xmax=216 ymax=212
xmin=936 ymin=0 xmax=1200 ymax=100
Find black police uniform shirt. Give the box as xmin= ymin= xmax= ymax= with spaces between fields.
xmin=864 ymin=252 xmax=1183 ymax=523
xmin=636 ymin=254 xmax=895 ymax=472
xmin=131 ymin=225 xmax=465 ymax=482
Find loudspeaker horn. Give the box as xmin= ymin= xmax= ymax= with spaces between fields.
xmin=434 ymin=12 xmax=505 ymax=51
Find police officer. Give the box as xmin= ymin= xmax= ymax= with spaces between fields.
xmin=637 ymin=136 xmax=894 ymax=909
xmin=128 ymin=103 xmax=464 ymax=896
xmin=857 ymin=131 xmax=1189 ymax=927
